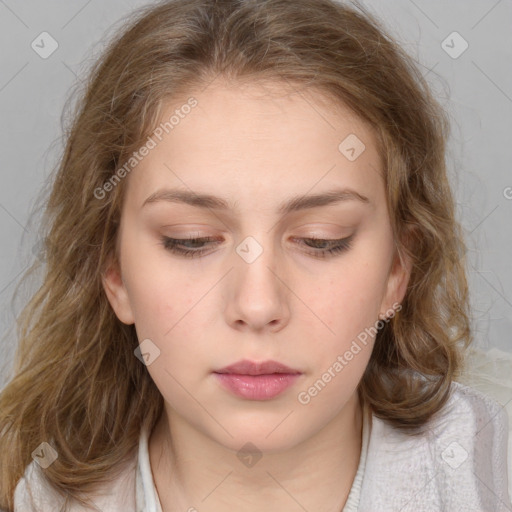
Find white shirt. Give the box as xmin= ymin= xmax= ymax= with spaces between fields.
xmin=13 ymin=382 xmax=511 ymax=511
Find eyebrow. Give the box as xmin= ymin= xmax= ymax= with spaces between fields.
xmin=141 ymin=187 xmax=370 ymax=215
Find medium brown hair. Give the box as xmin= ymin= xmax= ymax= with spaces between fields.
xmin=0 ymin=0 xmax=471 ymax=508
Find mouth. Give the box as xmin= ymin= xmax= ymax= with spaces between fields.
xmin=213 ymin=359 xmax=302 ymax=400
xmin=214 ymin=359 xmax=302 ymax=376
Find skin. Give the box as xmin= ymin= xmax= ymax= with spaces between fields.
xmin=102 ymin=78 xmax=411 ymax=512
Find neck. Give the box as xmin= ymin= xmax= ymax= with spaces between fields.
xmin=149 ymin=392 xmax=364 ymax=512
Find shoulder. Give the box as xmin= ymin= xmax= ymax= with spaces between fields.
xmin=358 ymin=381 xmax=511 ymax=512
xmin=14 ymin=461 xmax=68 ymax=512
xmin=14 ymin=452 xmax=138 ymax=512
xmin=428 ymin=380 xmax=509 ymax=443
xmin=366 ymin=381 xmax=508 ymax=452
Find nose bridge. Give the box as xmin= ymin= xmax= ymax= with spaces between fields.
xmin=226 ymin=230 xmax=290 ymax=330
xmin=234 ymin=232 xmax=281 ymax=292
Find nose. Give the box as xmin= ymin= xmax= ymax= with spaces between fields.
xmin=223 ymin=235 xmax=291 ymax=333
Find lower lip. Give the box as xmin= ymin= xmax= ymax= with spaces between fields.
xmin=214 ymin=373 xmax=301 ymax=400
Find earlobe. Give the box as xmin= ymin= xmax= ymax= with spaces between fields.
xmin=101 ymin=257 xmax=135 ymax=325
xmin=380 ymin=247 xmax=412 ymax=318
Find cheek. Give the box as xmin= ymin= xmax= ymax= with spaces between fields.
xmin=301 ymin=247 xmax=392 ymax=388
xmin=124 ymin=252 xmax=213 ymax=374
xmin=294 ymin=272 xmax=382 ymax=408
xmin=120 ymin=231 xmax=197 ymax=332
xmin=129 ymin=274 xmax=198 ymax=346
xmin=129 ymin=274 xmax=208 ymax=399
xmin=313 ymin=261 xmax=388 ymax=340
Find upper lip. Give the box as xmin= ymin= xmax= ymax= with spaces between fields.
xmin=215 ymin=359 xmax=301 ymax=376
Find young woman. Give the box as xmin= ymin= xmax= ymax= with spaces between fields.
xmin=0 ymin=0 xmax=509 ymax=510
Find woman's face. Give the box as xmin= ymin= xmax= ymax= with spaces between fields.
xmin=102 ymin=79 xmax=410 ymax=451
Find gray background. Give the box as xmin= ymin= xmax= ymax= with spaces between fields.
xmin=0 ymin=0 xmax=511 ymax=388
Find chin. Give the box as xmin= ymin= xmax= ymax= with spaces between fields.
xmin=205 ymin=416 xmax=315 ymax=454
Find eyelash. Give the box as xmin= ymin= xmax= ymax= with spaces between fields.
xmin=160 ymin=235 xmax=353 ymax=259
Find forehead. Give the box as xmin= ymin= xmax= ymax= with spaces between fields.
xmin=123 ymin=79 xmax=383 ymax=213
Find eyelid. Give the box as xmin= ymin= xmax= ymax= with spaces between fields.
xmin=160 ymin=233 xmax=355 ymax=259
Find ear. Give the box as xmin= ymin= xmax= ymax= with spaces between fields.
xmin=101 ymin=255 xmax=135 ymax=325
xmin=379 ymin=244 xmax=412 ymax=318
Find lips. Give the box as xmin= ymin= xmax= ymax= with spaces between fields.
xmin=213 ymin=359 xmax=302 ymax=400
xmin=214 ymin=359 xmax=301 ymax=376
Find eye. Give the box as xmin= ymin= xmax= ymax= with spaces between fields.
xmin=160 ymin=234 xmax=354 ymax=259
xmin=160 ymin=236 xmax=219 ymax=258
xmin=295 ymin=236 xmax=353 ymax=258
